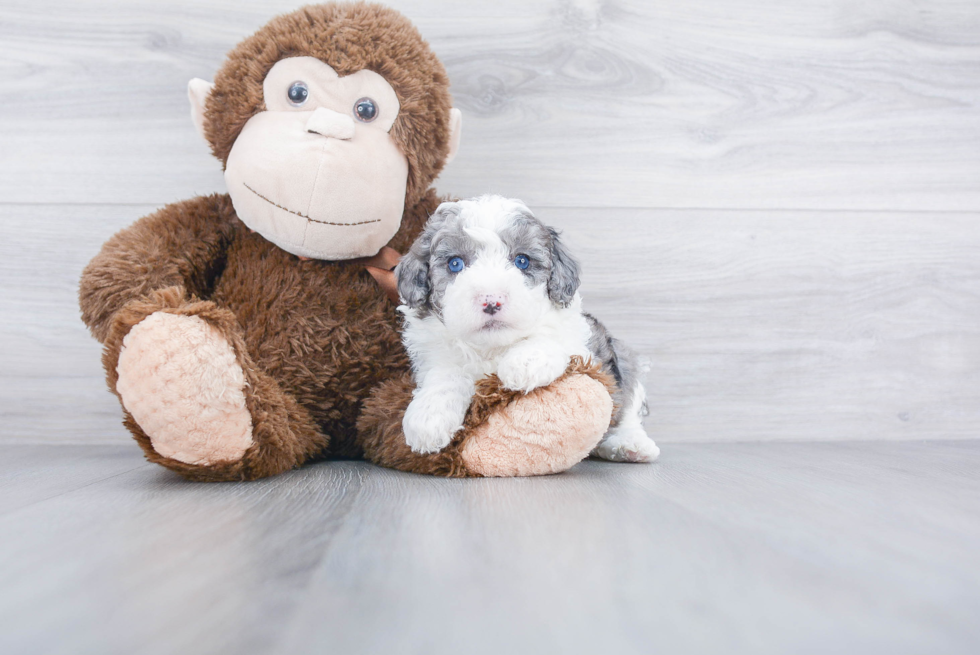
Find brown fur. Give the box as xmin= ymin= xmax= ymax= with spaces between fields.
xmin=79 ymin=194 xmax=239 ymax=343
xmin=356 ymin=373 xmax=472 ymax=476
xmin=101 ymin=286 xmax=324 ymax=482
xmin=80 ymin=188 xmax=439 ymax=479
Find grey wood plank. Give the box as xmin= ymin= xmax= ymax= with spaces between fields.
xmin=276 ymin=441 xmax=980 ymax=655
xmin=4 ymin=203 xmax=979 ymax=444
xmin=0 ymin=445 xmax=147 ymax=516
xmin=0 ymin=454 xmax=369 ymax=655
xmin=2 ymin=442 xmax=977 ymax=655
xmin=1 ymin=0 xmax=978 ymax=209
xmin=547 ymin=207 xmax=980 ymax=443
xmin=0 ymin=204 xmax=154 ymax=444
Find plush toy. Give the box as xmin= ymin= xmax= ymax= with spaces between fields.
xmin=78 ymin=2 xmax=614 ymax=481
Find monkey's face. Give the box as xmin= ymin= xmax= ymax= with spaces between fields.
xmin=222 ymin=56 xmax=409 ymax=260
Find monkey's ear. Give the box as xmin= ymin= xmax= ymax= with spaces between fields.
xmin=187 ymin=78 xmax=215 ymax=142
xmin=445 ymin=108 xmax=463 ymax=165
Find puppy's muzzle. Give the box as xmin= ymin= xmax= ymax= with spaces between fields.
xmin=481 ymin=294 xmax=505 ymax=316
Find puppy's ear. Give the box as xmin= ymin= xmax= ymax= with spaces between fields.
xmin=396 ymin=202 xmax=460 ymax=309
xmin=396 ymin=247 xmax=430 ymax=310
xmin=547 ymin=227 xmax=581 ymax=307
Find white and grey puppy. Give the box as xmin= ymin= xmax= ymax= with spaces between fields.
xmin=395 ymin=195 xmax=659 ymax=462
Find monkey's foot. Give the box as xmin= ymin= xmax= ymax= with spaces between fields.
xmin=115 ymin=311 xmax=253 ymax=466
xmin=459 ymin=370 xmax=613 ymax=477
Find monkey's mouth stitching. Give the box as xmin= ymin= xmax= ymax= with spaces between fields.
xmin=243 ymin=183 xmax=381 ymax=227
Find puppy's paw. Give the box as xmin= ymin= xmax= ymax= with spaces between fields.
xmin=594 ymin=426 xmax=660 ymax=463
xmin=497 ymin=347 xmax=569 ymax=393
xmin=402 ymin=398 xmax=462 ymax=454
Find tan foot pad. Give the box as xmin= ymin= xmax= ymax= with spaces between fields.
xmin=116 ymin=312 xmax=253 ymax=465
xmin=460 ymin=359 xmax=614 ymax=477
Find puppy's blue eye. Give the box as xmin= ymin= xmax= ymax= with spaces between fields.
xmin=448 ymin=257 xmax=465 ymax=273
xmin=514 ymin=254 xmax=530 ymax=270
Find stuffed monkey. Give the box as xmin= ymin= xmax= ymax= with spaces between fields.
xmin=79 ymin=2 xmax=613 ymax=481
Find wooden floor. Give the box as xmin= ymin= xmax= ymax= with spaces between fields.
xmin=1 ymin=441 xmax=978 ymax=655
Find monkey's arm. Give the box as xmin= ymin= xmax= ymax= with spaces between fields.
xmin=79 ymin=194 xmax=239 ymax=343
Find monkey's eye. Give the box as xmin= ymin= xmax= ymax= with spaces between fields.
xmin=287 ymin=81 xmax=309 ymax=107
xmin=447 ymin=257 xmax=465 ymax=273
xmin=514 ymin=254 xmax=530 ymax=270
xmin=354 ymin=97 xmax=378 ymax=122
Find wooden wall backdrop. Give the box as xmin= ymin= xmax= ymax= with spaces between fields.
xmin=1 ymin=0 xmax=979 ymax=444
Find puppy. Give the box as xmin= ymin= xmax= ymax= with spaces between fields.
xmin=395 ymin=195 xmax=660 ymax=463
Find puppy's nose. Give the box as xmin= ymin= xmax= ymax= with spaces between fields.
xmin=481 ymin=294 xmax=505 ymax=315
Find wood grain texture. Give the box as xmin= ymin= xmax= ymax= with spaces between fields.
xmin=547 ymin=207 xmax=980 ymax=442
xmin=1 ymin=442 xmax=978 ymax=655
xmin=0 ymin=204 xmax=149 ymax=445
xmin=0 ymin=0 xmax=978 ymax=209
xmin=4 ymin=203 xmax=978 ymax=445
xmin=0 ymin=445 xmax=148 ymax=516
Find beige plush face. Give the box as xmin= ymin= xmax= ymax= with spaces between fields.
xmin=220 ymin=56 xmax=409 ymax=260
